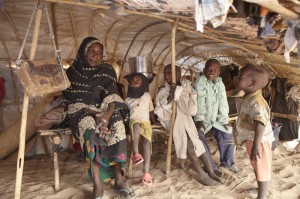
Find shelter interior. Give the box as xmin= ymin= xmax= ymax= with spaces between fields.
xmin=0 ymin=0 xmax=300 ymax=198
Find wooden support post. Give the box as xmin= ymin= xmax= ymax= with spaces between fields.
xmin=14 ymin=94 xmax=29 ymax=199
xmin=166 ymin=18 xmax=179 ymax=175
xmin=53 ymin=151 xmax=60 ymax=191
xmin=14 ymin=5 xmax=43 ymax=199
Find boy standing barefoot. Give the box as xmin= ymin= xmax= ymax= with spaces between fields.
xmin=235 ymin=64 xmax=274 ymax=199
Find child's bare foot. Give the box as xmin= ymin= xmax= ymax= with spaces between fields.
xmin=197 ymin=174 xmax=221 ymax=186
xmin=208 ymin=172 xmax=225 ymax=184
xmin=214 ymin=169 xmax=223 ymax=177
xmin=179 ymin=159 xmax=185 ymax=169
xmin=221 ymin=164 xmax=240 ymax=173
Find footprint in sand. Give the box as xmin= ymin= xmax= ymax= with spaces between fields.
xmin=154 ymin=175 xmax=171 ymax=185
xmin=24 ymin=183 xmax=45 ymax=192
xmin=275 ymin=168 xmax=293 ymax=178
xmin=148 ymin=176 xmax=175 ymax=193
xmin=272 ymin=166 xmax=284 ymax=174
xmin=174 ymin=181 xmax=189 ymax=192
xmin=279 ymin=182 xmax=297 ymax=191
xmin=169 ymin=169 xmax=184 ymax=177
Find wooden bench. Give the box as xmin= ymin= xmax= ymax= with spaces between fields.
xmin=38 ymin=126 xmax=168 ymax=187
xmin=37 ymin=128 xmax=72 ymax=191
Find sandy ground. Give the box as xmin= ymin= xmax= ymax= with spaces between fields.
xmin=0 ymin=134 xmax=300 ymax=199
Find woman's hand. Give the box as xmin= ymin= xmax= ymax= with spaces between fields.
xmin=100 ymin=111 xmax=112 ymax=128
xmin=95 ymin=114 xmax=112 ymax=138
xmin=95 ymin=103 xmax=115 ymax=138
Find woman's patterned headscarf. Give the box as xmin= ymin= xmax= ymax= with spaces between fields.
xmin=64 ymin=37 xmax=119 ymax=105
xmin=74 ymin=37 xmax=105 ymax=77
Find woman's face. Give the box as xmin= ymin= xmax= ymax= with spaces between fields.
xmin=85 ymin=42 xmax=103 ymax=67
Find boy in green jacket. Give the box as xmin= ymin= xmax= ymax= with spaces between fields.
xmin=194 ymin=59 xmax=239 ymax=173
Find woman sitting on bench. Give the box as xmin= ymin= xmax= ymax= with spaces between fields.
xmin=62 ymin=37 xmax=133 ymax=199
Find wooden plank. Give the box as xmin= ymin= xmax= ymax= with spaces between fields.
xmin=38 ymin=128 xmax=72 ymax=136
xmin=271 ymin=112 xmax=300 ymax=121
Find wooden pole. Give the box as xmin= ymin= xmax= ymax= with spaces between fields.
xmin=53 ymin=151 xmax=60 ymax=191
xmin=29 ymin=7 xmax=43 ymax=61
xmin=166 ymin=18 xmax=179 ymax=175
xmin=45 ymin=0 xmax=110 ymax=9
xmin=257 ymin=2 xmax=299 ymax=20
xmin=271 ymin=112 xmax=300 ymax=122
xmin=14 ymin=5 xmax=43 ymax=199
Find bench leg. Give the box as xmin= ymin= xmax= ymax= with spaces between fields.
xmin=53 ymin=151 xmax=60 ymax=191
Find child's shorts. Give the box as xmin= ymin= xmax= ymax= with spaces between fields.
xmin=129 ymin=119 xmax=152 ymax=143
xmin=246 ymin=140 xmax=272 ymax=181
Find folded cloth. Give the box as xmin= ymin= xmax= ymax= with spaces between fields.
xmin=35 ymin=106 xmax=65 ymax=128
xmin=195 ymin=0 xmax=232 ymax=32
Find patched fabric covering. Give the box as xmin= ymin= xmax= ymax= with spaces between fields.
xmin=115 ymin=0 xmax=195 ymax=14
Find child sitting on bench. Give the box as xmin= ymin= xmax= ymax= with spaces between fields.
xmin=125 ymin=73 xmax=157 ymax=187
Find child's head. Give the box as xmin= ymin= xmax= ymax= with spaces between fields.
xmin=163 ymin=64 xmax=181 ymax=85
xmin=203 ymin=59 xmax=221 ymax=81
xmin=236 ymin=64 xmax=269 ymax=93
xmin=127 ymin=73 xmax=149 ymax=98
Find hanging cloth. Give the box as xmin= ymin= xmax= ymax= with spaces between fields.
xmin=194 ymin=0 xmax=233 ymax=32
xmin=271 ymin=77 xmax=299 ymax=141
xmin=283 ymin=20 xmax=300 ymax=64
